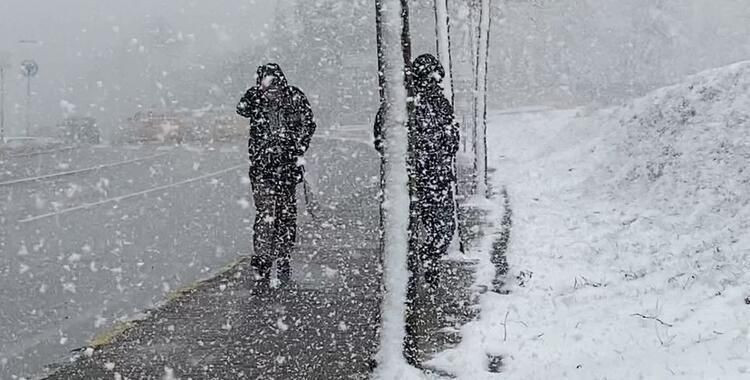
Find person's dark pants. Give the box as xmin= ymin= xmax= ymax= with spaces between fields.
xmin=410 ymin=183 xmax=456 ymax=279
xmin=404 ymin=181 xmax=456 ymax=362
xmin=250 ymin=175 xmax=298 ymax=277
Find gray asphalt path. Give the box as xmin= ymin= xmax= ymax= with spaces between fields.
xmin=1 ymin=142 xmax=257 ymax=379
xmin=2 ymin=134 xmax=480 ymax=379
xmin=42 ymin=138 xmax=383 ymax=379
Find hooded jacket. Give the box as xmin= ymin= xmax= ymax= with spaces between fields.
xmin=237 ymin=63 xmax=316 ymax=183
xmin=373 ymin=54 xmax=459 ymax=189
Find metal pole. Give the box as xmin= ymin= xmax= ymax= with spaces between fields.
xmin=474 ymin=0 xmax=491 ymax=197
xmin=0 ymin=67 xmax=5 ymax=143
xmin=25 ymin=76 xmax=31 ymax=137
xmin=434 ymin=0 xmax=454 ymax=104
xmin=401 ymin=0 xmax=412 ymax=65
xmin=376 ymin=0 xmax=386 ymax=102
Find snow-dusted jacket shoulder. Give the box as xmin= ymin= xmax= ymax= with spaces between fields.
xmin=409 ymin=85 xmax=459 ymax=187
xmin=236 ymin=84 xmax=316 ymax=183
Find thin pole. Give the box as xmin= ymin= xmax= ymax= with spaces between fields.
xmin=376 ymin=0 xmax=386 ymax=102
xmin=474 ymin=0 xmax=491 ymax=197
xmin=401 ymin=0 xmax=412 ymax=65
xmin=0 ymin=67 xmax=5 ymax=143
xmin=469 ymin=0 xmax=479 ymax=157
xmin=482 ymin=1 xmax=492 ymax=196
xmin=446 ymin=0 xmax=455 ymax=105
xmin=434 ymin=0 xmax=454 ymax=104
xmin=26 ymin=76 xmax=31 ymax=136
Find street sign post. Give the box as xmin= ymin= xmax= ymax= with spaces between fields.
xmin=21 ymin=59 xmax=38 ymax=137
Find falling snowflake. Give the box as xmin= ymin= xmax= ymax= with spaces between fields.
xmin=237 ymin=198 xmax=251 ymax=209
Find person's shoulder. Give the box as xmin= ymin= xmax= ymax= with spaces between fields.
xmin=244 ymin=86 xmax=262 ymax=99
xmin=288 ymin=86 xmax=311 ymax=107
xmin=430 ymin=93 xmax=452 ymax=110
xmin=289 ymin=86 xmax=308 ymax=100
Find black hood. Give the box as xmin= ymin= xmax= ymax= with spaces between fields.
xmin=412 ymin=54 xmax=445 ymax=91
xmin=256 ymin=63 xmax=289 ymax=89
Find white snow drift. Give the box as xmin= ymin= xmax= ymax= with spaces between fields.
xmin=431 ymin=61 xmax=750 ymax=379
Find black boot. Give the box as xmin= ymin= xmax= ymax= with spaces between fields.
xmin=250 ymin=256 xmax=272 ymax=294
xmin=277 ymin=257 xmax=293 ymax=288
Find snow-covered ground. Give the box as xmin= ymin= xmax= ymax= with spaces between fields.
xmin=432 ymin=61 xmax=750 ymax=379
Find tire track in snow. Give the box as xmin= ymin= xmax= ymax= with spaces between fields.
xmin=18 ymin=164 xmax=245 ymax=224
xmin=491 ymin=185 xmax=512 ymax=291
xmin=0 ymin=145 xmax=78 ymax=160
xmin=485 ymin=186 xmax=513 ymax=374
xmin=0 ymin=152 xmax=170 ymax=187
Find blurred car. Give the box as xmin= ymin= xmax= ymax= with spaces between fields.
xmin=124 ymin=108 xmax=245 ymax=144
xmin=191 ymin=109 xmax=245 ymax=142
xmin=58 ymin=117 xmax=101 ymax=144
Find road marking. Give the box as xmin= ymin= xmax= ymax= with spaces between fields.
xmin=0 ymin=153 xmax=170 ymax=187
xmin=19 ymin=164 xmax=246 ymax=224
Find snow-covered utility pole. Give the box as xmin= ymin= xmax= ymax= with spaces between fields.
xmin=374 ymin=0 xmax=413 ymax=376
xmin=434 ymin=0 xmax=454 ymax=103
xmin=474 ymin=0 xmax=491 ymax=197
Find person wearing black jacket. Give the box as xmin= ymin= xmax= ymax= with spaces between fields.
xmin=373 ymin=54 xmax=460 ymax=285
xmin=237 ymin=63 xmax=316 ymax=290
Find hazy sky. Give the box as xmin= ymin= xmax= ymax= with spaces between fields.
xmin=0 ymin=0 xmax=275 ymax=134
xmin=0 ymin=0 xmax=275 ymax=61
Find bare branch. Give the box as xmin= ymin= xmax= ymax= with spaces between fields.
xmin=631 ymin=313 xmax=673 ymax=327
xmin=503 ymin=309 xmax=510 ymax=341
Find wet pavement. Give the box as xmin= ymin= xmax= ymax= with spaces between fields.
xmin=6 ymin=134 xmax=487 ymax=379
xmin=43 ymin=138 xmax=383 ymax=379
xmin=1 ymin=142 xmax=254 ymax=378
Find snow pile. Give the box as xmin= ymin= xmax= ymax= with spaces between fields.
xmin=431 ymin=62 xmax=750 ymax=379
xmin=605 ymin=62 xmax=750 ymax=289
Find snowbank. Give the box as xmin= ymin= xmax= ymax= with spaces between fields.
xmin=432 ymin=61 xmax=750 ymax=379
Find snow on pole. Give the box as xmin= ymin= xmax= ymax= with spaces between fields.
xmin=374 ymin=0 xmax=415 ymax=377
xmin=434 ymin=0 xmax=454 ymax=103
xmin=401 ymin=0 xmax=413 ymax=65
xmin=435 ymin=0 xmax=463 ymax=253
xmin=376 ymin=1 xmax=387 ymax=103
xmin=475 ymin=0 xmax=491 ymax=197
xmin=468 ymin=0 xmax=479 ymax=157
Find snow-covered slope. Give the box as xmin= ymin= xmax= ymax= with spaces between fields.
xmin=431 ymin=62 xmax=750 ymax=379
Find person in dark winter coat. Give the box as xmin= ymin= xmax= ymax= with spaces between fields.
xmin=409 ymin=54 xmax=460 ymax=284
xmin=373 ymin=54 xmax=459 ymax=285
xmin=237 ymin=63 xmax=316 ymax=290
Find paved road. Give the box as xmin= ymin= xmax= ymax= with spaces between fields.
xmin=2 ymin=134 xmax=480 ymax=379
xmin=42 ymin=137 xmax=383 ymax=379
xmin=0 ymin=141 xmax=298 ymax=379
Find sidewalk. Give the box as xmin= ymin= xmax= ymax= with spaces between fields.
xmin=44 ymin=140 xmax=486 ymax=379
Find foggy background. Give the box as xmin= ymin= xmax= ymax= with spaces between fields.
xmin=1 ymin=0 xmax=749 ymax=140
xmin=2 ymin=1 xmax=750 ymax=378
xmin=0 ymin=0 xmax=275 ymax=140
